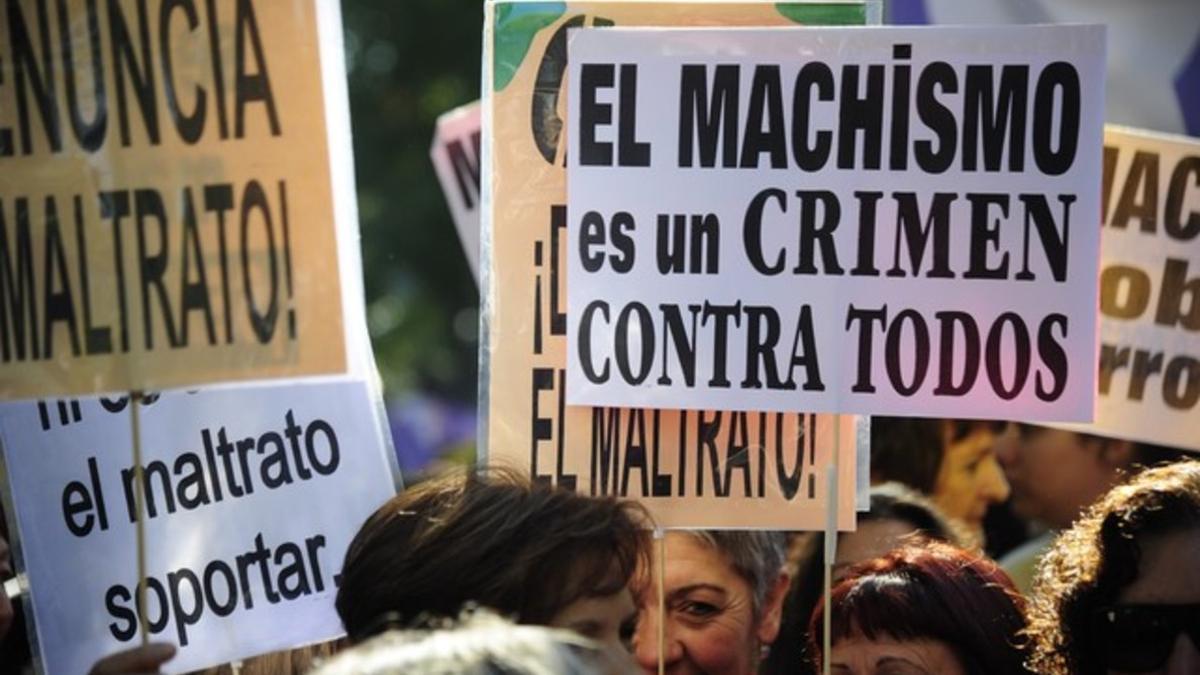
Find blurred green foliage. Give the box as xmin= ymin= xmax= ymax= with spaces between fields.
xmin=341 ymin=0 xmax=483 ymax=402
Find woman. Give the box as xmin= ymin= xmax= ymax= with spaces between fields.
xmin=870 ymin=417 xmax=1011 ymax=544
xmin=1027 ymin=459 xmax=1200 ymax=674
xmin=764 ymin=483 xmax=968 ymax=674
xmin=336 ymin=468 xmax=647 ymax=653
xmin=809 ymin=541 xmax=1032 ymax=675
xmin=631 ymin=531 xmax=789 ymax=675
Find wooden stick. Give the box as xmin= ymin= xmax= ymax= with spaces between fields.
xmin=822 ymin=417 xmax=842 ymax=675
xmin=656 ymin=528 xmax=666 ymax=675
xmin=129 ymin=392 xmax=150 ymax=645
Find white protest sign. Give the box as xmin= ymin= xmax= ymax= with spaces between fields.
xmin=1050 ymin=126 xmax=1199 ymax=451
xmin=431 ymin=102 xmax=483 ymax=284
xmin=0 ymin=380 xmax=398 ymax=674
xmin=566 ymin=25 xmax=1105 ymax=422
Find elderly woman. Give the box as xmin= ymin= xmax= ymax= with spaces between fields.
xmin=631 ymin=531 xmax=789 ymax=675
xmin=809 ymin=541 xmax=1033 ymax=675
xmin=1027 ymin=459 xmax=1200 ymax=675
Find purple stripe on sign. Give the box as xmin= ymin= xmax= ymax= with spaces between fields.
xmin=890 ymin=0 xmax=931 ymax=25
xmin=1175 ymin=32 xmax=1200 ymax=137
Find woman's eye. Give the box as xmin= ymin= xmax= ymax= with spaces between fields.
xmin=679 ymin=600 xmax=720 ymax=619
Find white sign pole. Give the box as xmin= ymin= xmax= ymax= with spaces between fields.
xmin=131 ymin=393 xmax=150 ymax=646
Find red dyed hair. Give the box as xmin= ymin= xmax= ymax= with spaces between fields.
xmin=809 ymin=541 xmax=1032 ymax=675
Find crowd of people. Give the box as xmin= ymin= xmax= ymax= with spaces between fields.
xmin=0 ymin=421 xmax=1196 ymax=674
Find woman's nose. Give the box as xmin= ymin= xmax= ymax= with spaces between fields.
xmin=633 ymin=609 xmax=683 ymax=672
xmin=979 ymin=453 xmax=1011 ymax=503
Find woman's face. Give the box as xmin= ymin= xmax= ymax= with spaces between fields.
xmin=830 ymin=633 xmax=966 ymax=675
xmin=631 ymin=533 xmax=786 ymax=675
xmin=549 ymin=587 xmax=638 ymax=654
xmin=932 ymin=424 xmax=1010 ymax=537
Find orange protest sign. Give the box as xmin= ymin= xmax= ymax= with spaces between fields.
xmin=0 ymin=0 xmax=349 ymax=398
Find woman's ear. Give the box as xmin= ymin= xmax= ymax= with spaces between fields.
xmin=757 ymin=571 xmax=791 ymax=645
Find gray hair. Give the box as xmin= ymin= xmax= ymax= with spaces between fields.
xmin=683 ymin=530 xmax=787 ymax=613
xmin=310 ymin=610 xmax=635 ymax=675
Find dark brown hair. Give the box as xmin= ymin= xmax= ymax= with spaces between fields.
xmin=1027 ymin=459 xmax=1200 ymax=674
xmin=870 ymin=418 xmax=1007 ymax=493
xmin=335 ymin=468 xmax=648 ymax=641
xmin=809 ymin=541 xmax=1032 ymax=675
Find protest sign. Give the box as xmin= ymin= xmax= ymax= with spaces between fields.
xmin=0 ymin=0 xmax=355 ymax=399
xmin=0 ymin=380 xmax=398 ymax=674
xmin=483 ymin=2 xmax=868 ymax=530
xmin=431 ymin=102 xmax=483 ymax=284
xmin=565 ymin=25 xmax=1105 ymax=423
xmin=890 ymin=0 xmax=1199 ymax=137
xmin=1046 ymin=127 xmax=1199 ymax=451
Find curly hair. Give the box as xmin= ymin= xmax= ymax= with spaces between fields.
xmin=1026 ymin=460 xmax=1200 ymax=674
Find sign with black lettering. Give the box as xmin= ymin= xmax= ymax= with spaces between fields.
xmin=566 ymin=25 xmax=1105 ymax=422
xmin=431 ymin=102 xmax=482 ymax=284
xmin=0 ymin=0 xmax=354 ymax=399
xmin=483 ymin=2 xmax=869 ymax=530
xmin=1056 ymin=126 xmax=1200 ymax=451
xmin=0 ymin=380 xmax=398 ymax=673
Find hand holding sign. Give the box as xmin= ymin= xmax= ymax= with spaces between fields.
xmin=89 ymin=644 xmax=177 ymax=675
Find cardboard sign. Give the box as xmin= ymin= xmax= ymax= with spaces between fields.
xmin=0 ymin=0 xmax=354 ymax=399
xmin=565 ymin=25 xmax=1106 ymax=423
xmin=1048 ymin=127 xmax=1199 ymax=451
xmin=483 ymin=2 xmax=870 ymax=530
xmin=0 ymin=380 xmax=398 ymax=674
xmin=431 ymin=102 xmax=483 ymax=284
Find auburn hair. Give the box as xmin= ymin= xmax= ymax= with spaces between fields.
xmin=809 ymin=541 xmax=1032 ymax=674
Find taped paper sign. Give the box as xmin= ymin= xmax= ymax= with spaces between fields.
xmin=483 ymin=2 xmax=868 ymax=530
xmin=0 ymin=0 xmax=351 ymax=399
xmin=0 ymin=380 xmax=398 ymax=673
xmin=1050 ymin=126 xmax=1199 ymax=451
xmin=565 ymin=25 xmax=1106 ymax=422
xmin=431 ymin=102 xmax=483 ymax=284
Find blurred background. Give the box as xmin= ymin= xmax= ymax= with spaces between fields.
xmin=343 ymin=0 xmax=483 ymax=473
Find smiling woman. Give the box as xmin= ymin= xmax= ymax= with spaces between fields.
xmin=632 ymin=531 xmax=789 ymax=675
